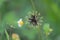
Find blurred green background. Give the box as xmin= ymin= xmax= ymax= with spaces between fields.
xmin=0 ymin=0 xmax=60 ymax=40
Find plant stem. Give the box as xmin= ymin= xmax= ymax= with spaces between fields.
xmin=5 ymin=29 xmax=9 ymax=40
xmin=38 ymin=26 xmax=43 ymax=40
xmin=30 ymin=0 xmax=36 ymax=10
xmin=30 ymin=0 xmax=43 ymax=40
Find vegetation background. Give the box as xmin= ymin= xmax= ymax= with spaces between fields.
xmin=0 ymin=0 xmax=60 ymax=40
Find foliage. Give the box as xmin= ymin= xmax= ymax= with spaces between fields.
xmin=0 ymin=0 xmax=60 ymax=40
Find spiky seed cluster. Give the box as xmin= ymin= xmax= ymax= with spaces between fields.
xmin=25 ymin=11 xmax=43 ymax=26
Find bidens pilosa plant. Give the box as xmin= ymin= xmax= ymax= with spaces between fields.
xmin=24 ymin=10 xmax=53 ymax=40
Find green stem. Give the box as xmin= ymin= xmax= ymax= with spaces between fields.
xmin=5 ymin=30 xmax=9 ymax=40
xmin=37 ymin=26 xmax=43 ymax=40
xmin=30 ymin=0 xmax=43 ymax=40
xmin=30 ymin=0 xmax=36 ymax=10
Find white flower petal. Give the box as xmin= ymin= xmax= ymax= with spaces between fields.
xmin=17 ymin=18 xmax=23 ymax=27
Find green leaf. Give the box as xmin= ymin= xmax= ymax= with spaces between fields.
xmin=43 ymin=23 xmax=50 ymax=32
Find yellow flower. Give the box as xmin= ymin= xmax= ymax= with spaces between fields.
xmin=12 ymin=33 xmax=20 ymax=40
xmin=18 ymin=19 xmax=24 ymax=27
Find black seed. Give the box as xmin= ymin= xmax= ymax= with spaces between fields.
xmin=29 ymin=14 xmax=37 ymax=25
